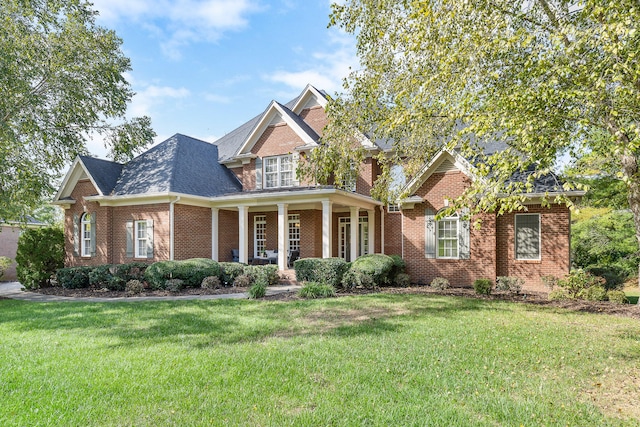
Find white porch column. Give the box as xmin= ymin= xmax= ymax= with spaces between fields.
xmin=211 ymin=208 xmax=219 ymax=261
xmin=321 ymin=200 xmax=333 ymax=258
xmin=367 ymin=209 xmax=375 ymax=254
xmin=277 ymin=203 xmax=288 ymax=270
xmin=350 ymin=206 xmax=359 ymax=262
xmin=238 ymin=206 xmax=249 ymax=264
xmin=379 ymin=205 xmax=385 ymax=254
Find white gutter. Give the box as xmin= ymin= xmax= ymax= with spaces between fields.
xmin=169 ymin=196 xmax=181 ymax=260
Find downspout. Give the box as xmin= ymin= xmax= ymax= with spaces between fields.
xmin=401 ymin=208 xmax=404 ymax=260
xmin=169 ymin=196 xmax=181 ymax=260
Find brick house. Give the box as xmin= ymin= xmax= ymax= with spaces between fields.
xmin=53 ymin=84 xmax=582 ymax=292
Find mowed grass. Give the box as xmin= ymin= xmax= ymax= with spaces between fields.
xmin=1 ymin=294 xmax=639 ymax=426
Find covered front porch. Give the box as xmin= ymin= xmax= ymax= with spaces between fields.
xmin=210 ymin=188 xmax=384 ymax=270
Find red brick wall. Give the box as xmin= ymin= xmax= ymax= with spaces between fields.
xmin=252 ymin=123 xmax=303 ymax=158
xmin=299 ymin=209 xmax=322 ymax=259
xmin=111 ymin=204 xmax=170 ymax=264
xmin=384 ymin=209 xmax=403 ymax=256
xmin=174 ymin=205 xmax=212 ymax=260
xmin=218 ymin=209 xmax=238 ymax=262
xmin=496 ymin=205 xmax=571 ymax=292
xmin=299 ymin=106 xmax=327 ymax=136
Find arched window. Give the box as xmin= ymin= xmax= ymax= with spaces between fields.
xmin=437 ymin=212 xmax=459 ymax=259
xmin=81 ymin=213 xmax=92 ymax=257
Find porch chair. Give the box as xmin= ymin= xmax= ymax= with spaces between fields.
xmin=231 ymin=249 xmax=239 ymax=263
xmin=287 ymin=249 xmax=300 ymax=268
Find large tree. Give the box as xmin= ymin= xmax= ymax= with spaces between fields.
xmin=0 ymin=0 xmax=155 ymax=222
xmin=308 ymin=0 xmax=639 ymax=283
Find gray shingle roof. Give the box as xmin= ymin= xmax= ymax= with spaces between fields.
xmin=79 ymin=155 xmax=124 ymax=195
xmin=112 ymin=134 xmax=241 ymax=197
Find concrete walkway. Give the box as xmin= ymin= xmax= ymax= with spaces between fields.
xmin=0 ymin=281 xmax=301 ymax=303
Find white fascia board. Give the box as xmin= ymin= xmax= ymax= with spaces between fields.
xmin=402 ymin=149 xmax=478 ymax=197
xmin=291 ymin=84 xmax=329 ymax=113
xmin=236 ymin=101 xmax=317 ymax=157
xmin=53 ymin=157 xmax=104 ymax=202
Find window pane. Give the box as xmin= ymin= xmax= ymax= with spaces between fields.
xmin=516 ymin=214 xmax=540 ymax=259
xmin=437 ymin=218 xmax=458 ymax=258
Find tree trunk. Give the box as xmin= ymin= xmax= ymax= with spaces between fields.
xmin=620 ymin=152 xmax=640 ymax=305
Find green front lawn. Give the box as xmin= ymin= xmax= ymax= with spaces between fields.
xmin=1 ymin=295 xmax=639 ymax=426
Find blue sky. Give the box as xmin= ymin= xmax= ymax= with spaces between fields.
xmin=88 ymin=0 xmax=355 ymax=158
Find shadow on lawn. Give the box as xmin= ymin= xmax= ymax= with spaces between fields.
xmin=0 ymin=295 xmax=508 ymax=349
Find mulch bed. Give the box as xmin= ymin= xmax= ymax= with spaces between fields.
xmin=26 ymin=284 xmax=640 ymax=319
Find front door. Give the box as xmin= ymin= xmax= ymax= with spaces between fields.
xmin=338 ymin=217 xmax=369 ymax=262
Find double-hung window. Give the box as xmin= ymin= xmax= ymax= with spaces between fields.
xmin=264 ymin=154 xmax=294 ymax=188
xmin=515 ymin=213 xmax=540 ymax=260
xmin=81 ymin=213 xmax=92 ymax=257
xmin=288 ymin=214 xmax=300 ymax=252
xmin=135 ymin=220 xmax=148 ymax=258
xmin=437 ymin=214 xmax=459 ymax=259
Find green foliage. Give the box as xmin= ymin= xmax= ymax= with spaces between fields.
xmin=164 ymin=279 xmax=184 ymax=293
xmin=125 ymin=279 xmax=144 ymax=295
xmin=0 ymin=0 xmax=155 ymax=222
xmin=584 ymin=266 xmax=627 ymax=291
xmin=548 ymin=288 xmax=571 ymax=301
xmin=87 ymin=262 xmax=148 ymax=291
xmin=88 ymin=265 xmax=112 ymax=287
xmin=572 ymin=211 xmax=639 ymax=282
xmin=606 ymin=290 xmax=629 ymax=304
xmin=248 ymin=283 xmax=266 ymax=299
xmin=541 ymin=275 xmax=559 ymax=290
xmin=294 ymin=257 xmax=349 ymax=287
xmin=233 ymin=274 xmax=251 ymax=288
xmin=144 ymin=258 xmax=220 ymax=289
xmin=342 ymin=254 xmax=395 ymax=289
xmin=580 ymin=286 xmax=608 ymax=302
xmin=219 ymin=262 xmax=245 ymax=286
xmin=56 ymin=266 xmax=92 ymax=289
xmin=298 ymin=282 xmax=336 ymax=299
xmin=243 ymin=264 xmax=279 ymax=287
xmin=557 ymin=269 xmax=605 ymax=299
xmin=495 ymin=276 xmax=524 ymax=294
xmin=201 ymin=276 xmax=221 ymax=289
xmin=430 ymin=277 xmax=450 ymax=290
xmin=394 ymin=272 xmax=411 ymax=287
xmin=473 ymin=279 xmax=492 ymax=296
xmin=15 ymin=226 xmax=64 ymax=289
xmin=0 ymin=256 xmax=12 ymax=280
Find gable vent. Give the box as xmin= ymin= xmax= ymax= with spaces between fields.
xmin=435 ymin=159 xmax=457 ymax=173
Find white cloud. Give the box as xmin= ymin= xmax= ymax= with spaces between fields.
xmin=91 ymin=0 xmax=262 ymax=59
xmin=130 ymin=85 xmax=191 ymax=117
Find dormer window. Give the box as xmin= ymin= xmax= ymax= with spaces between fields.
xmin=264 ymin=154 xmax=294 ymax=188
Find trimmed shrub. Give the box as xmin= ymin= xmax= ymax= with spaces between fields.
xmin=201 ymin=276 xmax=221 ymax=289
xmin=584 ymin=265 xmax=626 ymax=290
xmin=0 ymin=256 xmax=12 ymax=280
xmin=244 ymin=264 xmax=279 ymax=286
xmin=548 ymin=288 xmax=571 ymax=301
xmin=219 ymin=262 xmax=245 ymax=286
xmin=342 ymin=254 xmax=395 ymax=289
xmin=430 ymin=277 xmax=450 ymax=290
xmin=607 ymin=290 xmax=629 ymax=304
xmin=294 ymin=257 xmax=349 ymax=287
xmin=394 ymin=272 xmax=411 ymax=287
xmin=106 ymin=276 xmax=127 ymax=291
xmin=113 ymin=262 xmax=148 ymax=282
xmin=125 ymin=279 xmax=144 ymax=295
xmin=473 ymin=278 xmax=492 ymax=295
xmin=145 ymin=258 xmax=220 ymax=288
xmin=165 ymin=279 xmax=184 ymax=292
xmin=56 ymin=266 xmax=92 ymax=289
xmin=389 ymin=254 xmax=406 ymax=275
xmin=16 ymin=226 xmax=64 ymax=289
xmin=299 ymin=282 xmax=336 ymax=298
xmin=234 ymin=274 xmax=251 ymax=287
xmin=248 ymin=282 xmax=266 ymax=299
xmin=580 ymin=285 xmax=608 ymax=301
xmin=88 ymin=264 xmax=112 ymax=287
xmin=495 ymin=276 xmax=524 ymax=294
xmin=557 ymin=269 xmax=605 ymax=299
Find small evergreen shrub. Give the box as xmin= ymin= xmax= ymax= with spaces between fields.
xmin=580 ymin=285 xmax=608 ymax=301
xmin=584 ymin=265 xmax=626 ymax=290
xmin=201 ymin=276 xmax=221 ymax=289
xmin=394 ymin=272 xmax=411 ymax=287
xmin=165 ymin=279 xmax=184 ymax=292
xmin=541 ymin=275 xmax=558 ymax=290
xmin=294 ymin=257 xmax=349 ymax=287
xmin=89 ymin=264 xmax=112 ymax=287
xmin=548 ymin=288 xmax=570 ymax=301
xmin=299 ymin=282 xmax=336 ymax=298
xmin=495 ymin=276 xmax=524 ymax=294
xmin=473 ymin=278 xmax=492 ymax=295
xmin=342 ymin=268 xmax=376 ymax=289
xmin=16 ymin=226 xmax=64 ymax=289
xmin=125 ymin=279 xmax=144 ymax=295
xmin=430 ymin=277 xmax=450 ymax=290
xmin=557 ymin=269 xmax=605 ymax=299
xmin=606 ymin=290 xmax=629 ymax=304
xmin=56 ymin=266 xmax=92 ymax=289
xmin=145 ymin=258 xmax=220 ymax=288
xmin=342 ymin=254 xmax=395 ymax=289
xmin=248 ymin=282 xmax=266 ymax=299
xmin=106 ymin=276 xmax=127 ymax=291
xmin=233 ymin=274 xmax=251 ymax=287
xmin=219 ymin=262 xmax=245 ymax=286
xmin=0 ymin=256 xmax=12 ymax=280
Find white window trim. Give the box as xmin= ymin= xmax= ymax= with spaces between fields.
xmin=264 ymin=154 xmax=294 ymax=189
xmin=288 ymin=214 xmax=300 ymax=253
xmin=254 ymin=215 xmax=267 ymax=258
xmin=515 ymin=213 xmax=541 ymax=261
xmin=81 ymin=213 xmax=91 ymax=257
xmin=134 ymin=220 xmax=148 ymax=259
xmin=387 ymin=203 xmax=401 ymax=213
xmin=436 ymin=214 xmax=459 ymax=259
